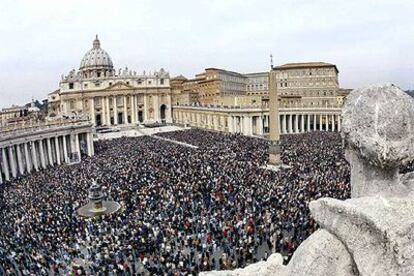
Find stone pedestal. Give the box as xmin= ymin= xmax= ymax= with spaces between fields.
xmin=269 ymin=141 xmax=281 ymax=165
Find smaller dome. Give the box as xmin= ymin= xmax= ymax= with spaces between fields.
xmin=80 ymin=35 xmax=114 ymax=71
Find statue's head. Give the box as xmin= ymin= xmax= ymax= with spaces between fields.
xmin=342 ymin=83 xmax=414 ymax=198
xmin=342 ymin=83 xmax=414 ymax=169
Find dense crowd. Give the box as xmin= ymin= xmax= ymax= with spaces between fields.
xmin=0 ymin=129 xmax=352 ymax=275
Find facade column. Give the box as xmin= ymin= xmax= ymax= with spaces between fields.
xmin=75 ymin=134 xmax=81 ymax=160
xmin=39 ymin=140 xmax=46 ymax=169
xmin=282 ymin=115 xmax=286 ymax=134
xmin=47 ymin=138 xmax=54 ymax=166
xmin=24 ymin=143 xmax=31 ymax=173
xmin=55 ymin=137 xmax=61 ymax=165
xmin=332 ymin=114 xmax=336 ymax=132
xmin=132 ymin=95 xmax=138 ymax=124
xmin=338 ymin=114 xmax=342 ymax=132
xmin=154 ymin=95 xmax=160 ymax=122
xmin=87 ymin=132 xmax=94 ymax=157
xmin=101 ymin=97 xmax=106 ymax=126
xmin=289 ymin=115 xmax=293 ymax=133
xmin=307 ymin=115 xmax=310 ymax=132
xmin=31 ymin=141 xmax=39 ymax=171
xmin=124 ymin=95 xmax=128 ymax=124
xmin=62 ymin=135 xmax=69 ymax=163
xmin=90 ymin=97 xmax=96 ymax=126
xmin=2 ymin=148 xmax=10 ymax=181
xmin=313 ymin=114 xmax=316 ymax=131
xmin=8 ymin=146 xmax=17 ymax=178
xmin=325 ymin=115 xmax=329 ymax=131
xmin=106 ymin=97 xmax=111 ymax=126
xmin=114 ymin=96 xmax=118 ymax=125
xmin=143 ymin=95 xmax=149 ymax=122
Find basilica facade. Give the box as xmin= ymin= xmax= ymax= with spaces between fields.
xmin=48 ymin=36 xmax=172 ymax=126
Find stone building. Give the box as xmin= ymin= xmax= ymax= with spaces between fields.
xmin=0 ymin=119 xmax=94 ymax=184
xmin=172 ymin=62 xmax=348 ymax=137
xmin=171 ymin=68 xmax=268 ymax=106
xmin=48 ymin=36 xmax=172 ymax=126
xmin=0 ymin=105 xmax=28 ymax=126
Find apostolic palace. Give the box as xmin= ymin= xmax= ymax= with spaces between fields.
xmin=0 ymin=35 xmax=350 ymax=183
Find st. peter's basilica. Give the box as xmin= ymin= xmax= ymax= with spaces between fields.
xmin=47 ymin=35 xmax=172 ymax=126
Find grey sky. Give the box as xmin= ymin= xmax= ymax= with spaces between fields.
xmin=0 ymin=0 xmax=413 ymax=108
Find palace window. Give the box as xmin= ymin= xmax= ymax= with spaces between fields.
xmin=69 ymin=83 xmax=74 ymax=89
xmin=160 ymin=79 xmax=164 ymax=85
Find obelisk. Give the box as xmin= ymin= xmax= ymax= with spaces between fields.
xmin=268 ymin=61 xmax=281 ymax=165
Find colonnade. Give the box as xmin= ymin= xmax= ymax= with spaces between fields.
xmin=279 ymin=113 xmax=341 ymax=134
xmin=173 ymin=107 xmax=342 ymax=137
xmin=0 ymin=130 xmax=94 ymax=184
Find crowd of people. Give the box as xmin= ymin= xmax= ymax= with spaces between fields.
xmin=0 ymin=129 xmax=354 ymax=275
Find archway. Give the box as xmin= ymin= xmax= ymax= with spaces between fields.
xmin=160 ymin=104 xmax=167 ymax=123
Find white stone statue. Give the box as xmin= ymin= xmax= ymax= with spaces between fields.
xmin=201 ymin=83 xmax=414 ymax=276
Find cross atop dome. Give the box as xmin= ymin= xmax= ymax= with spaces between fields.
xmin=93 ymin=34 xmax=100 ymax=49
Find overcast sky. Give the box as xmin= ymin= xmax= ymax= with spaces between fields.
xmin=0 ymin=0 xmax=413 ymax=108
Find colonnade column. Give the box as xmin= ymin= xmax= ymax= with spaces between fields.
xmin=2 ymin=148 xmax=10 ymax=181
xmin=295 ymin=115 xmax=299 ymax=133
xmin=257 ymin=115 xmax=263 ymax=135
xmin=16 ymin=145 xmax=24 ymax=175
xmin=63 ymin=136 xmax=69 ymax=163
xmin=307 ymin=115 xmax=311 ymax=132
xmin=47 ymin=138 xmax=53 ymax=166
xmin=313 ymin=114 xmax=317 ymax=131
xmin=289 ymin=115 xmax=293 ymax=133
xmin=282 ymin=115 xmax=286 ymax=134
xmin=31 ymin=141 xmax=39 ymax=171
xmin=55 ymin=137 xmax=61 ymax=165
xmin=332 ymin=114 xmax=336 ymax=132
xmin=301 ymin=114 xmax=305 ymax=133
xmin=325 ymin=115 xmax=329 ymax=131
xmin=24 ymin=143 xmax=31 ymax=173
xmin=319 ymin=115 xmax=323 ymax=131
xmin=227 ymin=116 xmax=234 ymax=133
xmin=8 ymin=147 xmax=17 ymax=178
xmin=39 ymin=140 xmax=46 ymax=169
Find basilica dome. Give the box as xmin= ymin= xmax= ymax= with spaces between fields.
xmin=79 ymin=35 xmax=114 ymax=71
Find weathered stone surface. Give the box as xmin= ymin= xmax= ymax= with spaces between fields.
xmin=200 ymin=253 xmax=286 ymax=276
xmin=310 ymin=196 xmax=414 ymax=276
xmin=342 ymin=83 xmax=414 ymax=198
xmin=342 ymin=83 xmax=414 ymax=169
xmin=286 ymin=229 xmax=355 ymax=276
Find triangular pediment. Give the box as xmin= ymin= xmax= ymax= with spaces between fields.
xmin=104 ymin=81 xmax=134 ymax=91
